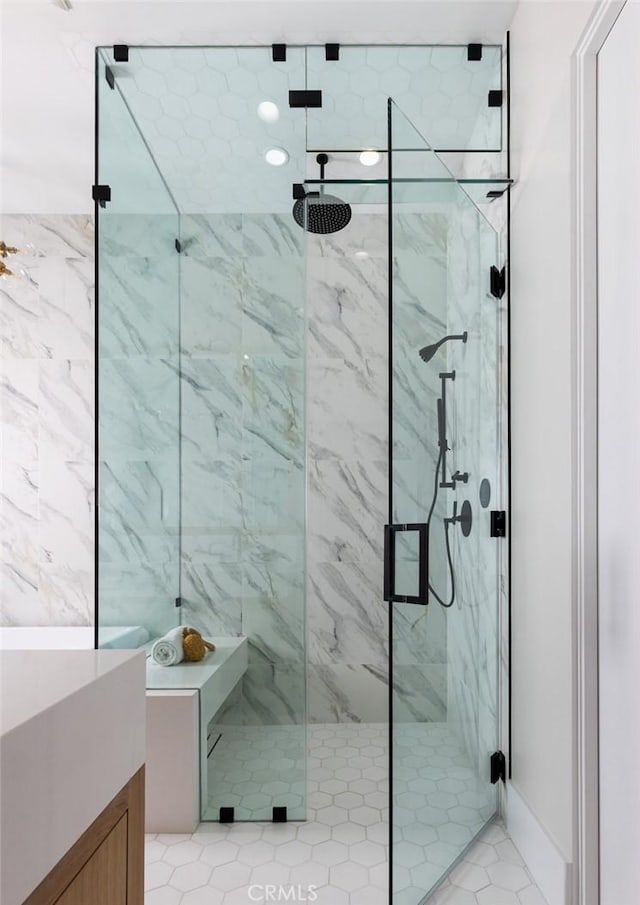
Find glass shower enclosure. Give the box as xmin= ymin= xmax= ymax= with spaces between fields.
xmin=388 ymin=100 xmax=505 ymax=903
xmin=95 ymin=42 xmax=509 ymax=902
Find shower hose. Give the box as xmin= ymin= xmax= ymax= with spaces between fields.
xmin=426 ymin=446 xmax=456 ymax=608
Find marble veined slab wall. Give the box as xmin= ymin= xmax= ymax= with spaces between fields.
xmin=0 ymin=214 xmax=95 ymax=626
xmin=307 ymin=211 xmax=451 ymax=724
xmin=179 ymin=213 xmax=306 ymax=728
xmin=388 ymin=211 xmax=450 ymax=727
xmin=305 ymin=214 xmax=389 ymax=722
xmin=97 ymin=212 xmax=181 ymax=640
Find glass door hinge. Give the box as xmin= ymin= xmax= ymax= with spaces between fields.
xmin=490 ymin=265 xmax=506 ymax=299
xmin=490 ymin=510 xmax=507 ymax=537
xmin=490 ymin=750 xmax=506 ymax=784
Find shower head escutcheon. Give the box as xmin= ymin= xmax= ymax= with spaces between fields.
xmin=292 ymin=153 xmax=352 ymax=235
xmin=418 ymin=331 xmax=468 ymax=364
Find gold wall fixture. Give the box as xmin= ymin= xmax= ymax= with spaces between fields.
xmin=0 ymin=241 xmax=28 ymax=278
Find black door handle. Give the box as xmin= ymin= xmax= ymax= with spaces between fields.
xmin=383 ymin=523 xmax=429 ymax=604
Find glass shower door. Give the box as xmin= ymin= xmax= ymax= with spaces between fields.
xmin=388 ymin=99 xmax=504 ymax=903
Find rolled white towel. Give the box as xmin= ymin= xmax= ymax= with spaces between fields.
xmin=151 ymin=626 xmax=184 ymax=666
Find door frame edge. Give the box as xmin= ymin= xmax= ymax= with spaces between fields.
xmin=571 ymin=3 xmax=626 ymax=905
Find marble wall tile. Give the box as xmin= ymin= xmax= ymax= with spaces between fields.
xmin=242 ymin=258 xmax=304 ymax=358
xmin=241 ymin=534 xmax=305 ymax=665
xmin=98 ymin=560 xmax=178 ymax=637
xmin=38 ymin=565 xmax=93 ymax=625
xmin=100 ymin=213 xmax=177 ymax=261
xmin=306 ymin=254 xmax=387 ymax=363
xmin=307 ymin=358 xmax=387 ymax=463
xmin=180 ymin=357 xmax=243 ymax=460
xmin=242 ymin=663 xmax=306 ymax=726
xmin=181 ymin=558 xmax=243 ymax=636
xmin=308 ymin=664 xmax=389 ymax=723
xmin=181 ymin=454 xmax=242 ymax=533
xmin=306 ymin=213 xmax=388 ymax=260
xmin=0 ymin=275 xmax=40 ymax=358
xmin=39 ymin=460 xmax=93 ymax=568
xmin=0 ymin=466 xmax=41 ymax=617
xmin=242 ymin=593 xmax=304 ymax=664
xmin=3 ymin=214 xmax=94 ymax=258
xmin=392 ymin=664 xmax=447 ymax=723
xmin=241 ymin=356 xmax=304 ymax=469
xmin=99 ymin=357 xmax=178 ymax=461
xmin=38 ymin=258 xmax=94 ymax=360
xmin=242 ymin=214 xmax=303 ymax=257
xmin=180 ymin=213 xmax=244 ymax=258
xmin=0 ymin=215 xmax=96 ymax=627
xmin=0 ymin=359 xmax=40 ymax=462
xmin=181 ymin=530 xmax=241 ymax=564
xmin=180 ymin=256 xmax=242 ymax=357
xmin=180 ymin=215 xmax=306 ymax=677
xmin=39 ymin=359 xmax=94 ymax=462
xmin=99 ymin=253 xmax=178 ymax=359
xmin=307 ymin=561 xmax=387 ymax=667
xmin=307 ymin=458 xmax=387 ymax=566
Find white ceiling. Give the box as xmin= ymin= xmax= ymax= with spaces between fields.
xmin=0 ymin=0 xmax=519 ymax=213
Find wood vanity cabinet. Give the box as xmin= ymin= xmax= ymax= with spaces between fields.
xmin=23 ymin=768 xmax=144 ymax=905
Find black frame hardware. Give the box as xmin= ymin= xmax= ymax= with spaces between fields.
xmin=487 ymin=189 xmax=506 ymax=200
xmin=175 ymin=238 xmax=182 ymax=254
xmin=175 ymin=596 xmax=182 ymax=607
xmin=105 ymin=65 xmax=115 ymax=90
xmin=219 ymin=807 xmax=235 ymax=823
xmin=490 ymin=510 xmax=507 ymax=538
xmin=272 ymin=44 xmax=286 ymax=62
xmin=289 ymin=90 xmax=323 ymax=108
xmin=467 ymin=43 xmax=482 ymax=61
xmin=113 ymin=45 xmax=129 ymax=62
xmin=490 ymin=751 xmax=507 ymax=784
xmin=292 ymin=183 xmax=306 ymax=200
xmin=92 ymin=184 xmax=111 ymax=208
xmin=490 ymin=265 xmax=506 ymax=299
xmin=488 ymin=89 xmax=503 ymax=108
xmin=272 ymin=806 xmax=288 ymax=823
xmin=384 ymin=523 xmax=429 ymax=605
xmin=325 ymin=43 xmax=340 ymax=61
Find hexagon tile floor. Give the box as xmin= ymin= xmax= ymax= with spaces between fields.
xmin=146 ymin=724 xmax=548 ymax=905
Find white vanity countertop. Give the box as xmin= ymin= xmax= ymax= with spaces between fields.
xmin=0 ymin=649 xmax=146 ymax=905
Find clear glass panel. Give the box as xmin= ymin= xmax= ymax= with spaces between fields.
xmin=97 ymin=45 xmax=308 ymax=823
xmin=107 ymin=46 xmax=308 ymax=215
xmin=308 ymin=45 xmax=502 ymax=154
xmin=389 ymin=99 xmax=501 ymax=903
xmin=394 ymin=531 xmax=421 ymax=599
xmin=96 ymin=49 xmax=181 ymax=651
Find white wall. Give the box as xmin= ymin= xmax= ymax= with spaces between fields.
xmin=597 ymin=3 xmax=640 ymax=902
xmin=509 ymin=0 xmax=596 ymax=863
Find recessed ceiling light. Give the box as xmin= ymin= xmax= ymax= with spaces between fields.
xmin=360 ymin=150 xmax=382 ymax=167
xmin=257 ymin=101 xmax=280 ymax=123
xmin=264 ymin=147 xmax=289 ymax=167
xmin=354 ymin=251 xmax=370 ymax=260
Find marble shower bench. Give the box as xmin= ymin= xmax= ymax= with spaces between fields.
xmin=145 ymin=636 xmax=248 ymax=833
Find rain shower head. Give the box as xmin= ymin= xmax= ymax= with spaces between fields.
xmin=419 ymin=331 xmax=468 ymax=363
xmin=292 ymin=153 xmax=352 ymax=235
